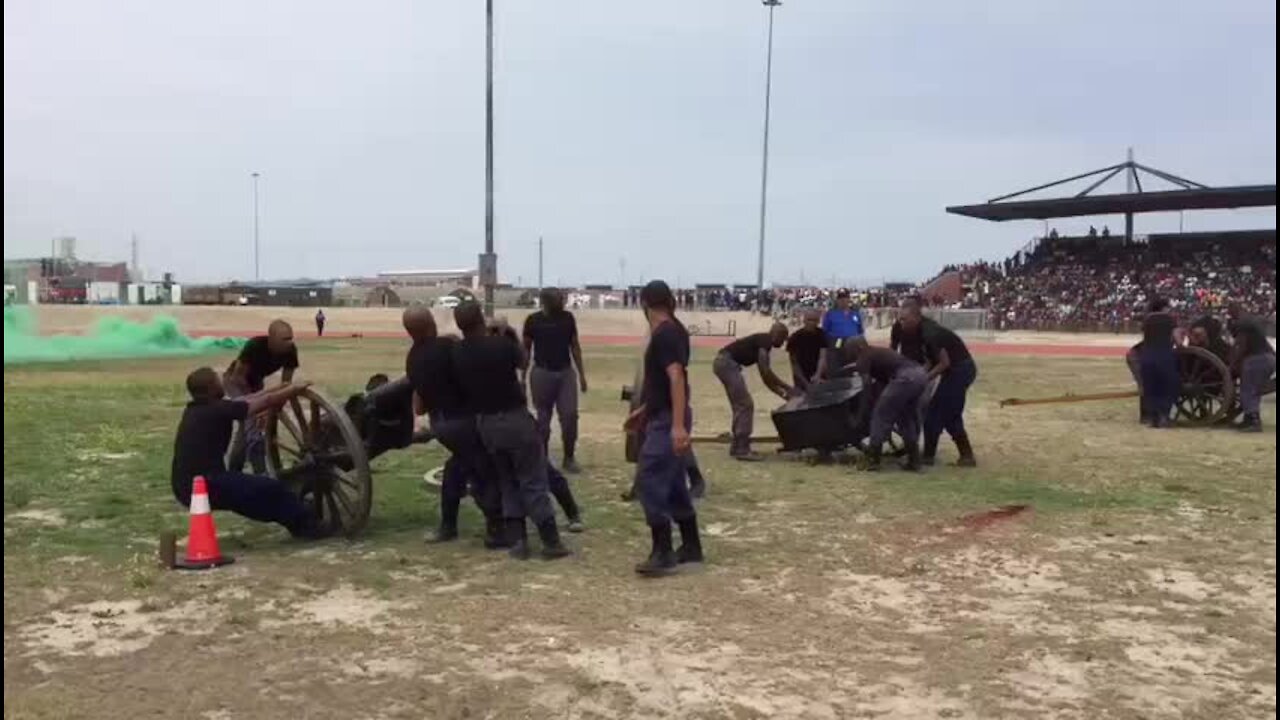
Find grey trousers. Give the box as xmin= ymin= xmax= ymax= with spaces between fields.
xmin=1240 ymin=353 xmax=1277 ymax=415
xmin=712 ymin=352 xmax=754 ymax=454
xmin=529 ymin=366 xmax=579 ymax=459
xmin=869 ymin=366 xmax=928 ymax=448
xmin=477 ymin=409 xmax=555 ymax=525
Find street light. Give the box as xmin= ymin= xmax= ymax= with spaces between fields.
xmin=252 ymin=172 xmax=261 ymax=281
xmin=482 ymin=0 xmax=497 ymax=317
xmin=755 ymin=0 xmax=781 ymax=303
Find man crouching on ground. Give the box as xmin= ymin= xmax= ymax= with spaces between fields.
xmin=171 ymin=368 xmax=329 ymax=539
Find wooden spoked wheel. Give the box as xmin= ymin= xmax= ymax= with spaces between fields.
xmin=264 ymin=388 xmax=372 ymax=537
xmin=1174 ymin=345 xmax=1235 ymax=427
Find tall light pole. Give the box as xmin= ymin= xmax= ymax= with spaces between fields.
xmin=251 ymin=172 xmax=261 ymax=281
xmin=755 ymin=0 xmax=781 ymax=302
xmin=482 ymin=0 xmax=496 ymax=317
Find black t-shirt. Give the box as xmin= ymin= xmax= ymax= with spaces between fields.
xmin=889 ymin=321 xmax=927 ymax=364
xmin=856 ymin=346 xmax=913 ymax=384
xmin=723 ymin=333 xmax=771 ymax=367
xmin=785 ymin=327 xmax=826 ymax=378
xmin=921 ymin=319 xmax=972 ymax=366
xmin=235 ymin=336 xmax=299 ymax=392
xmin=1233 ymin=316 xmax=1273 ymax=357
xmin=452 ymin=334 xmax=526 ymax=414
xmin=1141 ymin=312 xmax=1176 ymax=349
xmin=406 ymin=337 xmax=468 ymax=416
xmin=522 ymin=311 xmax=578 ymax=371
xmin=171 ymin=399 xmax=249 ymax=498
xmin=643 ymin=320 xmax=691 ymax=413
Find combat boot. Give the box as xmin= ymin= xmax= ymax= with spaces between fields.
xmin=505 ymin=518 xmax=531 ymax=560
xmin=921 ymin=436 xmax=938 ymax=467
xmin=1239 ymin=413 xmax=1264 ymax=433
xmin=483 ymin=515 xmax=512 ymax=550
xmin=675 ymin=518 xmax=704 ymax=564
xmin=635 ymin=523 xmax=677 ymax=577
xmin=863 ymin=444 xmax=882 ymax=472
xmin=536 ymin=519 xmax=572 ymax=559
xmin=953 ymin=432 xmax=978 ymax=467
xmin=900 ymin=441 xmax=922 ymax=472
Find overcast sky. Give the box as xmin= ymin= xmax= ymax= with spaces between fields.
xmin=5 ymin=0 xmax=1276 ymax=286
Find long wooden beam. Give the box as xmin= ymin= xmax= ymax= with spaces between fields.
xmin=999 ymin=390 xmax=1139 ymax=408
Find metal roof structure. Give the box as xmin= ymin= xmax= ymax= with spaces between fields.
xmin=946 ymin=160 xmax=1276 ymax=223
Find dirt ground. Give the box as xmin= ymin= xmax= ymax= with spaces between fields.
xmin=4 ymin=307 xmax=1275 ymax=720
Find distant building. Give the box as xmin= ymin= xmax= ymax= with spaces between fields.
xmin=374 ymin=268 xmax=478 ymax=288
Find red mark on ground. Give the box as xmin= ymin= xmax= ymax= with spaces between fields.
xmin=957 ymin=504 xmax=1032 ymax=531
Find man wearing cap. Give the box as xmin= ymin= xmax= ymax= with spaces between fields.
xmin=822 ymin=290 xmax=865 ymax=346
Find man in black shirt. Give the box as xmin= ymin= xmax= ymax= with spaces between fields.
xmin=899 ymin=305 xmax=978 ymax=466
xmin=225 ymin=319 xmax=300 ymax=473
xmin=315 ymin=309 xmax=326 ymax=337
xmin=846 ymin=340 xmax=927 ymax=471
xmin=453 ymin=302 xmax=570 ymax=560
xmin=889 ymin=297 xmax=928 ymax=364
xmin=170 ymin=367 xmax=322 ymax=538
xmin=1139 ymin=298 xmax=1179 ymax=428
xmin=1230 ymin=314 xmax=1276 ymax=432
xmin=712 ymin=323 xmax=792 ymax=460
xmin=403 ymin=305 xmax=506 ymax=546
xmin=523 ymin=288 xmax=588 ymax=473
xmin=624 ymin=280 xmax=702 ymax=577
xmin=785 ymin=310 xmax=826 ymax=391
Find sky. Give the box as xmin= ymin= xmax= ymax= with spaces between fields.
xmin=4 ymin=0 xmax=1277 ymax=287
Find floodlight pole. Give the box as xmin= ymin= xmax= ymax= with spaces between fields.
xmin=252 ymin=172 xmax=261 ymax=281
xmin=755 ymin=0 xmax=781 ymax=306
xmin=483 ymin=0 xmax=496 ymax=317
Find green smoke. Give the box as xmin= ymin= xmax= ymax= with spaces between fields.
xmin=3 ymin=306 xmax=244 ymax=365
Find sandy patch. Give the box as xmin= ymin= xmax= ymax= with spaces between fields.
xmin=19 ymin=598 xmax=214 ymax=658
xmin=7 ymin=509 xmax=67 ymax=527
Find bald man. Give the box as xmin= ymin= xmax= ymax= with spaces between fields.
xmin=785 ymin=310 xmax=827 ymax=391
xmin=225 ymin=319 xmax=299 ymax=473
xmin=712 ymin=322 xmax=792 ymax=460
xmin=403 ymin=305 xmax=506 ymax=546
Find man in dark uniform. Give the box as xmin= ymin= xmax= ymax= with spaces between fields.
xmin=171 ymin=368 xmax=326 ymax=538
xmin=315 ymin=309 xmax=326 ymax=337
xmin=785 ymin=309 xmax=826 ymax=391
xmin=846 ymin=340 xmax=927 ymax=471
xmin=625 ymin=280 xmax=703 ymax=577
xmin=1230 ymin=313 xmax=1276 ymax=433
xmin=889 ymin=296 xmax=928 ymax=364
xmin=1188 ymin=315 xmax=1232 ymax=363
xmin=712 ymin=322 xmax=792 ymax=460
xmin=1139 ymin=298 xmax=1179 ymax=428
xmin=452 ymin=302 xmax=570 ymax=559
xmin=523 ymin=288 xmax=588 ymax=473
xmin=225 ymin=319 xmax=299 ymax=473
xmin=898 ymin=305 xmax=978 ymax=466
xmin=403 ymin=305 xmax=506 ymax=547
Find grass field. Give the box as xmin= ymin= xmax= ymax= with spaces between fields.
xmin=3 ymin=338 xmax=1276 ymax=720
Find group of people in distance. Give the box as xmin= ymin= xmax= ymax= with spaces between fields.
xmin=1131 ymin=300 xmax=1275 ymax=432
xmin=710 ymin=291 xmax=978 ymax=471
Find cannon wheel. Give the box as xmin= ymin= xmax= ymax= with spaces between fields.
xmin=264 ymin=388 xmax=373 ymax=537
xmin=1174 ymin=345 xmax=1235 ymax=427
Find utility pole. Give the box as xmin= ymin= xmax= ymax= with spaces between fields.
xmin=481 ymin=0 xmax=497 ymax=317
xmin=538 ymin=236 xmax=544 ymax=290
xmin=755 ymin=0 xmax=782 ymax=302
xmin=130 ymin=233 xmax=139 ymax=281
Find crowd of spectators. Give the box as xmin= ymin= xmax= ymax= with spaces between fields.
xmin=949 ymin=232 xmax=1276 ymax=332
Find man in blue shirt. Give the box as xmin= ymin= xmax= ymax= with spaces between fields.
xmin=822 ymin=290 xmax=864 ymax=345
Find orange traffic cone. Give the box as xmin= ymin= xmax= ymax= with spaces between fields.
xmin=175 ymin=476 xmax=235 ymax=570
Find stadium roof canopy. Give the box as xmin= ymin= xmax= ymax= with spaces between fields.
xmin=946 ymin=160 xmax=1276 ymax=223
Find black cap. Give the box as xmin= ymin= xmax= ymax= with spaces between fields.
xmin=836 ymin=289 xmax=850 ymax=299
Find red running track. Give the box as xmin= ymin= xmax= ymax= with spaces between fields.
xmin=191 ymin=330 xmax=1128 ymax=358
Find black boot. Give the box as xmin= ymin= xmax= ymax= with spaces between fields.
xmin=921 ymin=435 xmax=938 ymax=466
xmin=536 ymin=518 xmax=572 ymax=559
xmin=863 ymin=443 xmax=882 ymax=472
xmin=1239 ymin=413 xmax=1263 ymax=433
xmin=900 ymin=440 xmax=921 ymax=472
xmin=483 ymin=515 xmax=512 ymax=550
xmin=952 ymin=432 xmax=977 ymax=467
xmin=635 ymin=523 xmax=677 ymax=577
xmin=505 ymin=518 xmax=531 ymax=560
xmin=427 ymin=523 xmax=459 ymax=543
xmin=676 ymin=517 xmax=704 ymax=564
